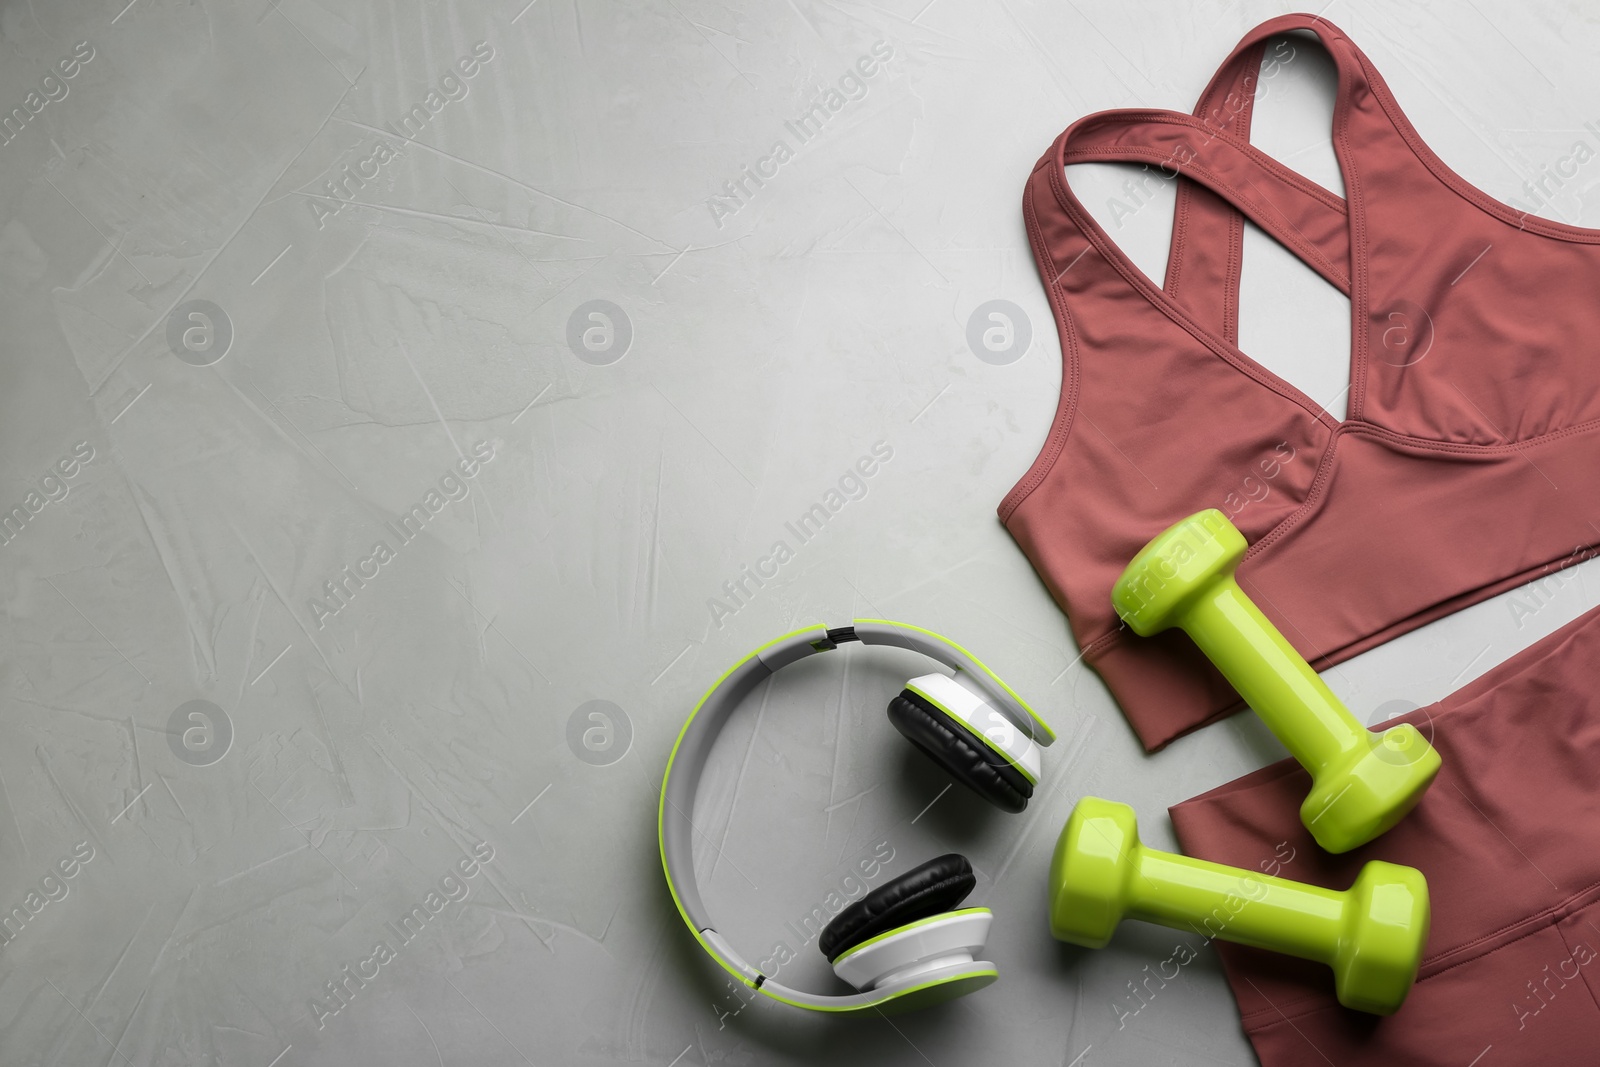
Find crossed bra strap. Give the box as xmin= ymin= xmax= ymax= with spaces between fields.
xmin=1162 ymin=15 xmax=1361 ymax=340
xmin=1034 ymin=13 xmax=1399 ymax=423
xmin=1060 ymin=109 xmax=1352 ymax=293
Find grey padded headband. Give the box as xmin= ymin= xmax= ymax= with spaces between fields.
xmin=657 ymin=619 xmax=1054 ymax=1010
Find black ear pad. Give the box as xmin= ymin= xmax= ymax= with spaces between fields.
xmin=818 ymin=853 xmax=976 ymax=962
xmin=887 ymin=689 xmax=1033 ymax=814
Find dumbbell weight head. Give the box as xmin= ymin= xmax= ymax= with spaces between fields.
xmin=1334 ymin=861 xmax=1431 ymax=1016
xmin=1113 ymin=508 xmax=1247 ymax=637
xmin=1047 ymin=795 xmax=1138 ymax=947
xmin=1303 ymin=727 xmax=1438 ymax=854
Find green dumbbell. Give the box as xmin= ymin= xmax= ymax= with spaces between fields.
xmin=1112 ymin=509 xmax=1441 ymax=853
xmin=1049 ymin=797 xmax=1429 ymax=1015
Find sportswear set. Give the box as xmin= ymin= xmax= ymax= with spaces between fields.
xmin=1006 ymin=13 xmax=1600 ymax=1062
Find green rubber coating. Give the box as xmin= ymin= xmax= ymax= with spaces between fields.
xmin=1111 ymin=509 xmax=1442 ymax=853
xmin=1049 ymin=797 xmax=1430 ymax=1016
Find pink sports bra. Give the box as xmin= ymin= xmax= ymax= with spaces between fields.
xmin=1000 ymin=13 xmax=1600 ymax=751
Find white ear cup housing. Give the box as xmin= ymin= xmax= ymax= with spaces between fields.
xmin=831 ymin=909 xmax=994 ymax=992
xmin=906 ymin=673 xmax=1042 ymax=784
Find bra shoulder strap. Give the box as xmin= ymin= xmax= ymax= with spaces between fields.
xmin=1163 ymin=36 xmax=1267 ymax=341
xmin=1163 ymin=14 xmax=1386 ymax=338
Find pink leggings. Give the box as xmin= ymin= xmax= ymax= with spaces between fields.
xmin=1171 ymin=604 xmax=1600 ymax=1065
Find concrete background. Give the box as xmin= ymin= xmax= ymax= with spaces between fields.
xmin=2 ymin=0 xmax=1597 ymax=1064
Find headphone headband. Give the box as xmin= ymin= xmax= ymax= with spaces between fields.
xmin=657 ymin=619 xmax=1054 ymax=1012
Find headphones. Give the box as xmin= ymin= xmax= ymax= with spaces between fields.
xmin=658 ymin=619 xmax=1057 ymax=1014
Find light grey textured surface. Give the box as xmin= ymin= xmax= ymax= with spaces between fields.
xmin=4 ymin=1 xmax=1599 ymax=1064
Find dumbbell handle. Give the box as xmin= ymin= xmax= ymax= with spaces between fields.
xmin=1177 ymin=577 xmax=1365 ymax=773
xmin=1128 ymin=845 xmax=1346 ymax=964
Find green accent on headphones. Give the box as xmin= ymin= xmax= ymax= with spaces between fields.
xmin=657 ymin=620 xmax=1055 ymax=1014
xmin=857 ymin=617 xmax=1057 ymax=743
xmin=830 ymin=907 xmax=995 ymax=964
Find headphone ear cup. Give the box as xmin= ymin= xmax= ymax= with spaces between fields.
xmin=888 ymin=689 xmax=1033 ymax=813
xmin=819 ymin=853 xmax=976 ymax=962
